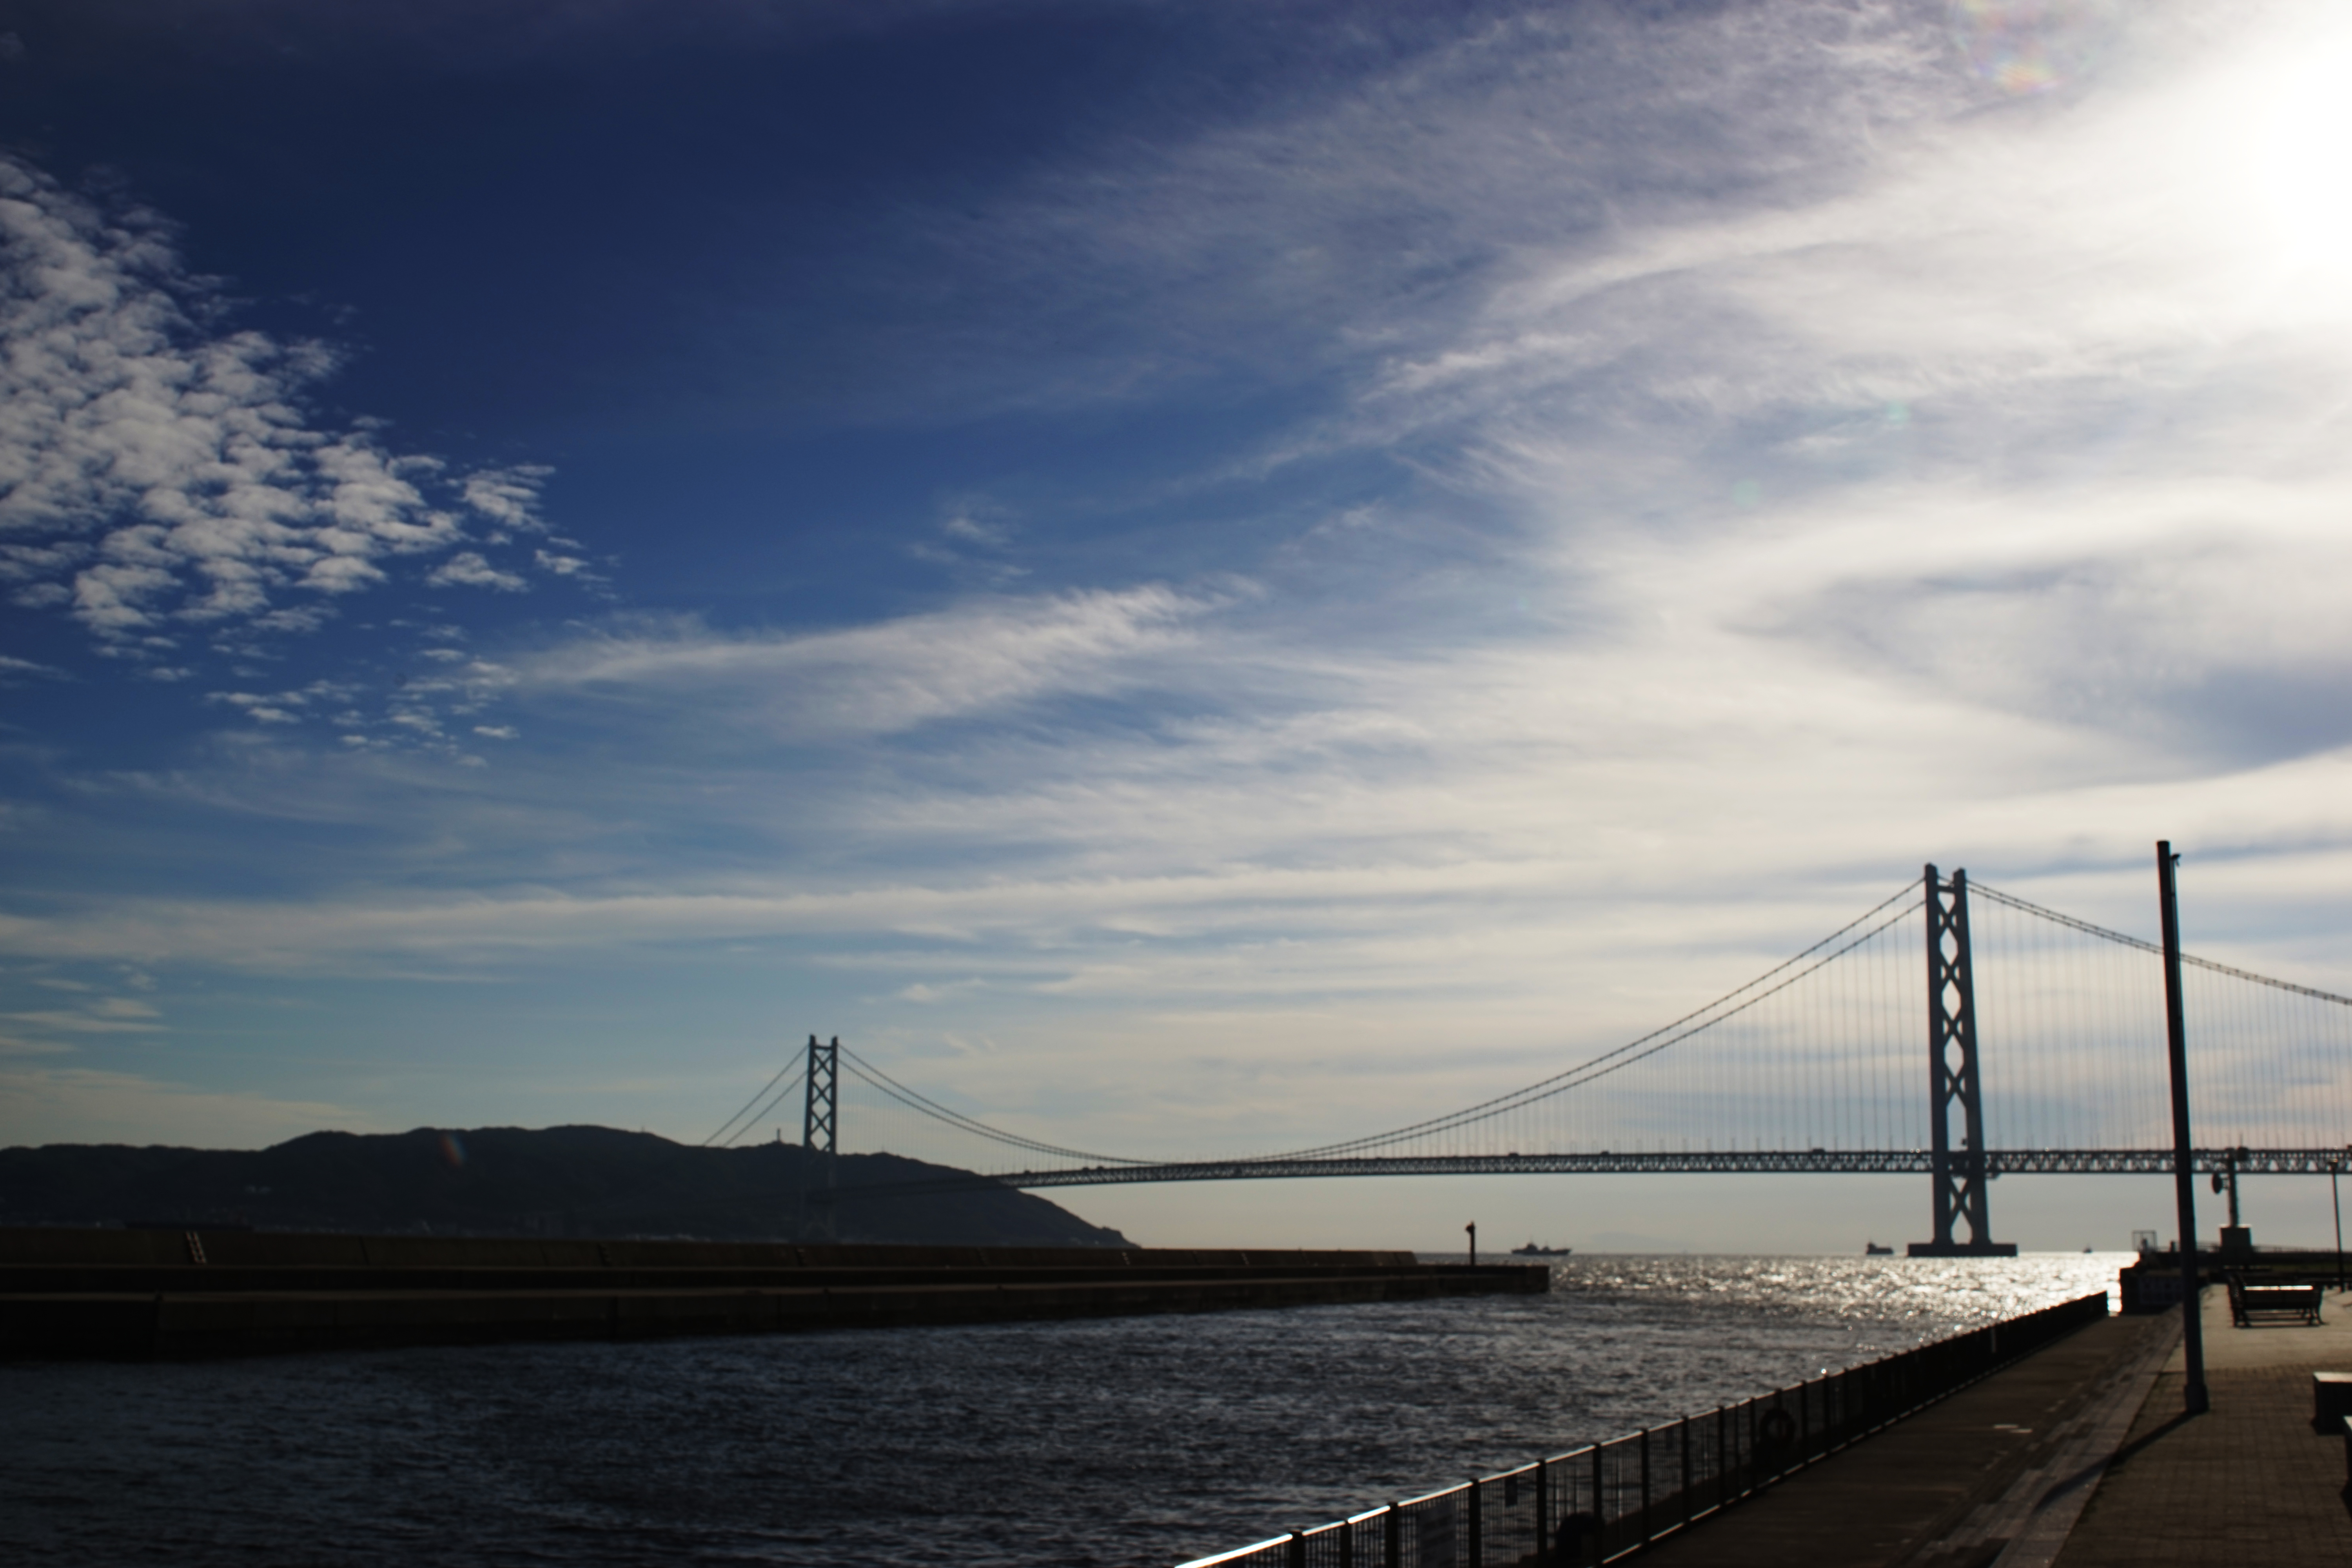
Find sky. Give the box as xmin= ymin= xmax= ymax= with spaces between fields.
xmin=7 ymin=0 xmax=2352 ymax=1253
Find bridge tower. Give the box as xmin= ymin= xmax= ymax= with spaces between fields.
xmin=800 ymin=1034 xmax=839 ymax=1241
xmin=1909 ymin=867 xmax=2017 ymax=1258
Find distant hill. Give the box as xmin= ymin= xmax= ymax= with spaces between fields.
xmin=0 ymin=1125 xmax=1131 ymax=1248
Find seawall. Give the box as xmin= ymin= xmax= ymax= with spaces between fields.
xmin=0 ymin=1227 xmax=1547 ymax=1359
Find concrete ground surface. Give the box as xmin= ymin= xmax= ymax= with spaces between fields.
xmin=1638 ymin=1285 xmax=2352 ymax=1566
xmin=2051 ymin=1283 xmax=2352 ymax=1567
xmin=1637 ymin=1310 xmax=2178 ymax=1568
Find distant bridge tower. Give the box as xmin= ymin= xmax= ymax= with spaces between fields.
xmin=1911 ymin=867 xmax=2016 ymax=1257
xmin=801 ymin=1034 xmax=840 ymax=1242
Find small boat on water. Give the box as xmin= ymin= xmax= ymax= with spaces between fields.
xmin=1864 ymin=1241 xmax=1895 ymax=1256
xmin=1510 ymin=1242 xmax=1573 ymax=1256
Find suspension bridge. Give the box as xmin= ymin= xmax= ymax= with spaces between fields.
xmin=701 ymin=862 xmax=2352 ymax=1256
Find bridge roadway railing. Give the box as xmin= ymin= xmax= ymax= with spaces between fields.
xmin=995 ymin=1148 xmax=2348 ymax=1188
xmin=1172 ymin=1290 xmax=2111 ymax=1568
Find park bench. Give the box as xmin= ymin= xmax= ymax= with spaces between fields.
xmin=2227 ymin=1273 xmax=2322 ymax=1327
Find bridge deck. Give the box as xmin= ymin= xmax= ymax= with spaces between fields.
xmin=988 ymin=1149 xmax=2352 ymax=1189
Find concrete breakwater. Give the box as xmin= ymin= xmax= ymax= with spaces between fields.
xmin=0 ymin=1227 xmax=1547 ymax=1359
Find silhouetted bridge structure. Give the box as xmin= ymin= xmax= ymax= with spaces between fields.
xmin=704 ymin=863 xmax=2352 ymax=1256
xmin=1000 ymin=1149 xmax=2352 ymax=1183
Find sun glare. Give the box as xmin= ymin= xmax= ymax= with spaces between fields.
xmin=2148 ymin=16 xmax=2352 ymax=327
xmin=2245 ymin=34 xmax=2352 ymax=282
xmin=2255 ymin=48 xmax=2352 ymax=269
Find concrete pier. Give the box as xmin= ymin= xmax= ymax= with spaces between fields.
xmin=0 ymin=1226 xmax=1546 ymax=1360
xmin=1635 ymin=1282 xmax=2352 ymax=1567
xmin=2052 ymin=1283 xmax=2352 ymax=1566
xmin=1635 ymin=1308 xmax=2177 ymax=1568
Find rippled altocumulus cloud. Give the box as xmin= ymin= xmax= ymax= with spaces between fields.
xmin=0 ymin=154 xmax=580 ymax=662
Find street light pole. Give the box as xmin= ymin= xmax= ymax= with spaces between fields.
xmin=2157 ymin=841 xmax=2208 ymax=1416
xmin=2331 ymin=1158 xmax=2345 ymax=1294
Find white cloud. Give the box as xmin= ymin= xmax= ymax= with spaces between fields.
xmin=460 ymin=465 xmax=551 ymax=532
xmin=9 ymin=2 xmax=2352 ymax=1175
xmin=0 ymin=155 xmax=558 ymax=651
xmin=941 ymin=510 xmax=1009 ymax=548
xmin=0 ymin=1035 xmax=69 ymax=1057
xmin=520 ymin=585 xmax=1210 ymax=738
xmin=202 ymin=680 xmax=359 ymax=727
xmin=212 ymin=696 xmax=299 ymax=724
xmin=0 ymin=653 xmax=64 ymax=681
xmin=848 ymin=0 xmax=1982 ymax=423
xmin=428 ymin=552 xmax=528 ymax=592
xmin=2 ymin=1007 xmax=162 ymax=1033
xmin=532 ymin=548 xmax=596 ymax=578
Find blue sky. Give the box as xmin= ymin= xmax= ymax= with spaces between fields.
xmin=7 ymin=0 xmax=2352 ymax=1252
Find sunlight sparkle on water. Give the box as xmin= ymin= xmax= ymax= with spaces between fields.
xmin=1 ymin=1253 xmax=2125 ymax=1568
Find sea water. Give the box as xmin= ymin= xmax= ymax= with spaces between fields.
xmin=0 ymin=1252 xmax=2123 ymax=1567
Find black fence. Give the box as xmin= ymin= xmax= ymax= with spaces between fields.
xmin=1175 ymin=1290 xmax=2109 ymax=1568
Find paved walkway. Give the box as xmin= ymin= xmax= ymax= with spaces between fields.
xmin=1609 ymin=1286 xmax=2352 ymax=1566
xmin=1638 ymin=1312 xmax=2176 ymax=1568
xmin=2051 ymin=1284 xmax=2352 ymax=1566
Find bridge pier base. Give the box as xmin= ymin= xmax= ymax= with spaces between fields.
xmin=1906 ymin=1239 xmax=2018 ymax=1258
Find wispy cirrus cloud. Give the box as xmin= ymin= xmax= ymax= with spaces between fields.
xmin=0 ymin=653 xmax=66 ymax=682
xmin=0 ymin=1034 xmax=71 ymax=1057
xmin=828 ymin=1 xmax=1979 ymax=421
xmin=2 ymin=996 xmax=162 ymax=1034
xmin=0 ymin=1063 xmax=361 ymax=1145
xmin=14 ymin=0 xmax=2352 ymax=1178
xmin=518 ymin=585 xmax=1216 ymax=739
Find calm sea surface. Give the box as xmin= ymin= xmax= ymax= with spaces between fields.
xmin=1 ymin=1253 xmax=2125 ymax=1568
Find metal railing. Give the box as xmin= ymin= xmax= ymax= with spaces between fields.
xmin=1175 ymin=1290 xmax=2109 ymax=1568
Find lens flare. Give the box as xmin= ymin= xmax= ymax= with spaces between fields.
xmin=439 ymin=1131 xmax=466 ymax=1168
xmin=1946 ymin=0 xmax=2117 ymax=97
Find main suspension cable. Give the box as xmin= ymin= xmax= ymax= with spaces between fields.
xmin=702 ymin=1058 xmax=800 ymax=1147
xmin=840 ymin=1047 xmax=1150 ymax=1166
xmin=720 ymin=1067 xmax=807 ymax=1148
xmin=1972 ymin=883 xmax=2352 ymax=1006
xmin=1256 ymin=882 xmax=1926 ymax=1163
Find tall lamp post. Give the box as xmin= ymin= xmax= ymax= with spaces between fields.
xmin=2158 ymin=841 xmax=2208 ymax=1416
xmin=2332 ymin=1156 xmax=2345 ymax=1295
